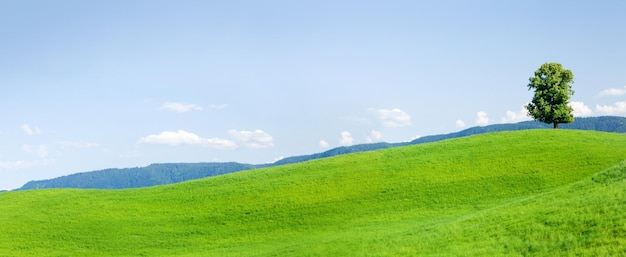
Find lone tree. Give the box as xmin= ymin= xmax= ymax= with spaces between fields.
xmin=525 ymin=62 xmax=575 ymax=129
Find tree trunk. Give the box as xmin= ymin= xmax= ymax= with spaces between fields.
xmin=553 ymin=122 xmax=558 ymax=129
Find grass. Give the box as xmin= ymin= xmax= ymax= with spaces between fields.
xmin=410 ymin=161 xmax=626 ymax=256
xmin=1 ymin=129 xmax=625 ymax=256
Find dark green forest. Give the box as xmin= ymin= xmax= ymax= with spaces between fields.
xmin=20 ymin=163 xmax=261 ymax=190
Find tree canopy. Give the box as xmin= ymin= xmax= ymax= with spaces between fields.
xmin=525 ymin=62 xmax=575 ymax=129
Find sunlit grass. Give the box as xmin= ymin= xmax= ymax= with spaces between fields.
xmin=1 ymin=130 xmax=625 ymax=256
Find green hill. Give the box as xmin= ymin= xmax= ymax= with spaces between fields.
xmin=1 ymin=130 xmax=626 ymax=256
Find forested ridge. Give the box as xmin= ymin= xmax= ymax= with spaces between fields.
xmin=18 ymin=116 xmax=626 ymax=190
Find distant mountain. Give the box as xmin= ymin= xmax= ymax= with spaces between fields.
xmin=18 ymin=116 xmax=626 ymax=190
xmin=273 ymin=142 xmax=395 ymax=166
xmin=410 ymin=116 xmax=626 ymax=144
xmin=278 ymin=116 xmax=626 ymax=165
xmin=19 ymin=162 xmax=262 ymax=190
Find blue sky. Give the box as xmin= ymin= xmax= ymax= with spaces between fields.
xmin=1 ymin=1 xmax=626 ymax=190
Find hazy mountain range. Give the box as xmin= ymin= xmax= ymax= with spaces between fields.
xmin=18 ymin=116 xmax=626 ymax=190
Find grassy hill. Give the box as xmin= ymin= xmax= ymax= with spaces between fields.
xmin=1 ymin=130 xmax=626 ymax=256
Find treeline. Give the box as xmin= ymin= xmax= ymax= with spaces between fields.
xmin=18 ymin=116 xmax=626 ymax=190
xmin=411 ymin=116 xmax=626 ymax=144
xmin=20 ymin=162 xmax=260 ymax=190
xmin=274 ymin=142 xmax=395 ymax=166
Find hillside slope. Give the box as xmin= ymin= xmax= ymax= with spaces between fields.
xmin=1 ymin=130 xmax=626 ymax=256
xmin=18 ymin=116 xmax=626 ymax=190
xmin=409 ymin=161 xmax=626 ymax=256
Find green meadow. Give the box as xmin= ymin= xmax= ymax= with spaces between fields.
xmin=1 ymin=130 xmax=626 ymax=256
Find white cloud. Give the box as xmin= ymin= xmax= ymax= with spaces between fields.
xmin=160 ymin=102 xmax=203 ymax=112
xmin=318 ymin=140 xmax=330 ymax=148
xmin=138 ymin=130 xmax=237 ymax=150
xmin=475 ymin=111 xmax=489 ymax=126
xmin=228 ymin=129 xmax=274 ymax=149
xmin=377 ymin=108 xmax=412 ymax=127
xmin=21 ymin=144 xmax=49 ymax=158
xmin=500 ymin=107 xmax=531 ymax=123
xmin=365 ymin=130 xmax=383 ymax=143
xmin=21 ymin=124 xmax=42 ymax=135
xmin=570 ymin=101 xmax=593 ymax=117
xmin=0 ymin=159 xmax=54 ymax=169
xmin=273 ymin=156 xmax=284 ymax=162
xmin=340 ymin=131 xmax=354 ymax=146
xmin=455 ymin=119 xmax=466 ymax=128
xmin=57 ymin=141 xmax=100 ymax=150
xmin=596 ymin=102 xmax=626 ymax=115
xmin=598 ymin=86 xmax=626 ymax=97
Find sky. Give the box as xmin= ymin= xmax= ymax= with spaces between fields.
xmin=1 ymin=1 xmax=626 ymax=190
